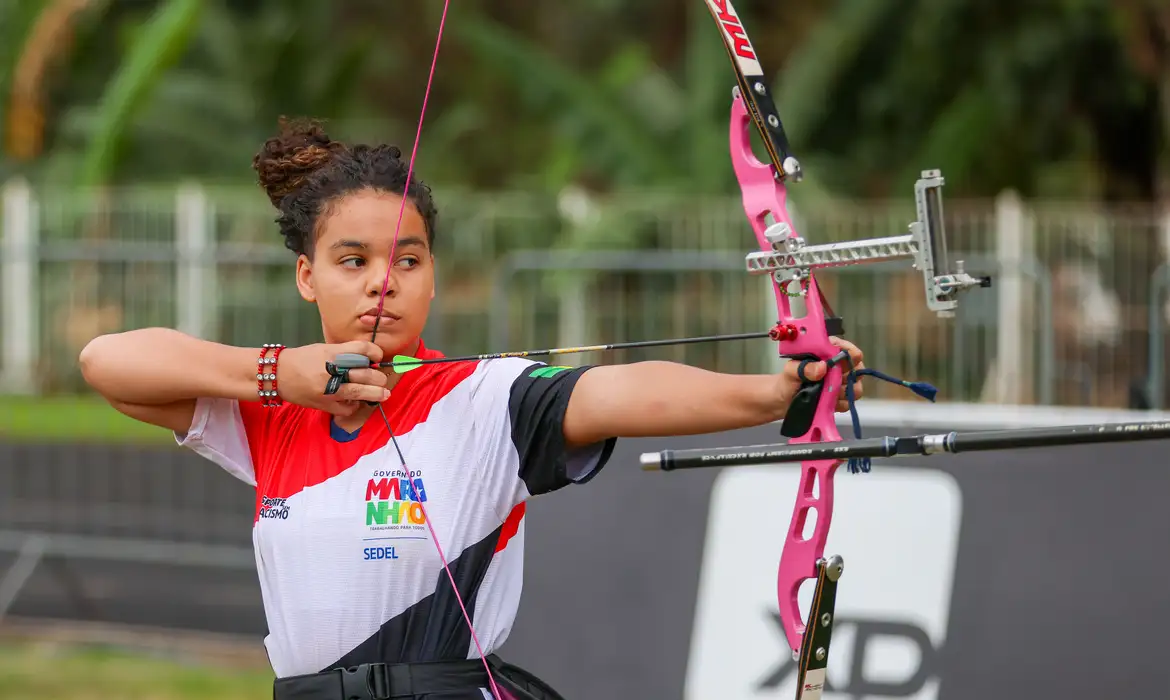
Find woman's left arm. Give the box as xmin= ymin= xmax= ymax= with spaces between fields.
xmin=562 ymin=337 xmax=864 ymax=448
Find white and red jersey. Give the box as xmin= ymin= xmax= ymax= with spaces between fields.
xmin=175 ymin=340 xmax=615 ymax=686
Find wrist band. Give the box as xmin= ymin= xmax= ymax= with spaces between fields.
xmin=257 ymin=343 xmax=285 ymax=407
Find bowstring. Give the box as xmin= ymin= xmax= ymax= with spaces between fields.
xmin=366 ymin=4 xmax=503 ymax=697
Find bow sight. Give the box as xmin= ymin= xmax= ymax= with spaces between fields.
xmin=746 ymin=165 xmax=993 ymax=319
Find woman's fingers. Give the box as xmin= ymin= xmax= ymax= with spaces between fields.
xmin=343 ymin=368 xmax=388 ymax=388
xmin=329 ymin=400 xmax=361 ymax=417
xmin=834 ymin=379 xmax=864 ymax=413
xmin=334 ymin=382 xmax=391 ymax=405
xmin=335 ymin=340 xmax=385 ymax=365
xmin=829 ymin=336 xmax=863 ymax=367
xmin=825 ymin=337 xmax=866 ymax=413
xmin=316 ymin=366 xmax=389 ymax=409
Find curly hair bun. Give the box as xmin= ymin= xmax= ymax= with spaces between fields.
xmin=252 ymin=117 xmax=345 ymax=208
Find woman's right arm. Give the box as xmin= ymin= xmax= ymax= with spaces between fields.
xmin=79 ymin=328 xmax=269 ymax=434
xmin=81 ymin=328 xmax=392 ymax=435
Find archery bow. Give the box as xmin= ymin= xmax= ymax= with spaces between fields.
xmin=652 ymin=1 xmax=993 ymax=697
xmin=633 ymin=3 xmax=1170 ymax=699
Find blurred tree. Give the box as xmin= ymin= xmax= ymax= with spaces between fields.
xmin=0 ymin=0 xmax=1165 ymax=202
xmin=1113 ymin=0 xmax=1170 ymax=198
xmin=771 ymin=0 xmax=1169 ymax=407
xmin=36 ymin=0 xmax=389 ymax=185
xmin=775 ymin=0 xmax=1163 ymax=201
xmin=2 ymin=0 xmax=100 ymax=164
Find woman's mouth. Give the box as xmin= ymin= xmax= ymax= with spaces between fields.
xmin=359 ymin=308 xmax=401 ymax=328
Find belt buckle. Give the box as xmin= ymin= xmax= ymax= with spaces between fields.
xmin=338 ymin=663 xmax=389 ymax=700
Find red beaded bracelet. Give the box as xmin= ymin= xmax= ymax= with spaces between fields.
xmin=257 ymin=343 xmax=285 ymax=407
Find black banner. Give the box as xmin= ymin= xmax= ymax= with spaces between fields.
xmin=3 ymin=408 xmax=1170 ymax=699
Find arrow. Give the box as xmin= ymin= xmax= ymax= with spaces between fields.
xmin=383 ymin=331 xmax=772 ymax=373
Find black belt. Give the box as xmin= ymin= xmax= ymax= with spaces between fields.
xmin=273 ymin=658 xmax=491 ymax=700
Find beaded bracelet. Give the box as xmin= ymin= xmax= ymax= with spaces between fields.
xmin=257 ymin=343 xmax=285 ymax=407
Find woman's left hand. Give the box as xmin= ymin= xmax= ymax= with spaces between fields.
xmin=776 ymin=336 xmax=865 ymax=413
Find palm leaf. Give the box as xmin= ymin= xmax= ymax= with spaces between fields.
xmin=898 ymin=83 xmax=998 ymax=188
xmin=314 ymin=33 xmax=375 ymax=114
xmin=76 ymin=0 xmax=202 ymax=187
xmin=451 ymin=12 xmax=676 ymax=183
xmin=775 ymin=0 xmax=906 ymax=147
xmin=683 ymin=0 xmax=736 ymax=190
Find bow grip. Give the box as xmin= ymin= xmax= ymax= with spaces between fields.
xmin=780 ymin=350 xmax=851 ymax=438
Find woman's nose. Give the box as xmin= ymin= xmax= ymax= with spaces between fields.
xmin=367 ymin=265 xmax=396 ymax=297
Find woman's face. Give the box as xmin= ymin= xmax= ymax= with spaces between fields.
xmin=295 ymin=189 xmax=434 ymax=356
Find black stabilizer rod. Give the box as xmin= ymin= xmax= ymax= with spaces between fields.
xmin=640 ymin=420 xmax=1170 ymax=471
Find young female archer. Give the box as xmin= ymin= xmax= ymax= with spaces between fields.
xmin=79 ymin=118 xmax=867 ymax=700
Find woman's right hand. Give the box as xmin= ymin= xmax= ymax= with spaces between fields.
xmin=277 ymin=341 xmax=391 ymax=415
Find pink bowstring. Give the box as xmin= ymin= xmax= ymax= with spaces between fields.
xmin=372 ymin=3 xmax=449 ymax=328
xmin=369 ymin=3 xmax=504 ymax=698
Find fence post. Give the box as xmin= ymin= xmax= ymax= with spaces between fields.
xmin=1148 ymin=263 xmax=1170 ymax=409
xmin=175 ymin=183 xmax=216 ymax=339
xmin=982 ymin=190 xmax=1035 ymax=404
xmin=557 ymin=275 xmax=589 ymax=367
xmin=1 ymin=178 xmax=39 ymax=394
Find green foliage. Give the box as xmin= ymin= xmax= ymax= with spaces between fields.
xmin=451 ymin=15 xmax=678 ymax=189
xmin=784 ymin=0 xmax=1162 ymax=200
xmin=78 ymin=0 xmax=203 ymax=187
xmin=0 ymin=1 xmax=46 ymax=116
xmin=0 ymin=0 xmax=1165 ymax=204
xmin=0 ymin=0 xmax=54 ymax=178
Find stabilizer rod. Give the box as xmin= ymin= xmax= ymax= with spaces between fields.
xmin=640 ymin=420 xmax=1170 ymax=471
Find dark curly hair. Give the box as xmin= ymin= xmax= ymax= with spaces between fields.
xmin=252 ymin=117 xmax=438 ymax=257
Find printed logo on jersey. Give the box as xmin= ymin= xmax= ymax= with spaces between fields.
xmin=529 ymin=365 xmax=571 ymax=379
xmin=365 ymin=468 xmax=428 ymax=535
xmin=259 ymin=496 xmax=290 ymax=520
xmin=362 ymin=545 xmax=400 ymax=561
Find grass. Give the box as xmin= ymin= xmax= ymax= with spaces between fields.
xmin=0 ymin=643 xmax=273 ymax=700
xmin=0 ymin=394 xmax=175 ymax=444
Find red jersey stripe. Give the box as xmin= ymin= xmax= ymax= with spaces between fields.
xmin=495 ymin=502 xmax=526 ymax=553
xmin=240 ymin=340 xmax=477 ymax=516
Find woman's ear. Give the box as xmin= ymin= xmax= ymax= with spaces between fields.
xmin=295 ymin=254 xmax=316 ymax=303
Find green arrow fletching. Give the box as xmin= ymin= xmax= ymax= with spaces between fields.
xmin=390 ymin=355 xmax=424 ymax=373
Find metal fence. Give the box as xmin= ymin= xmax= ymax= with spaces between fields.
xmin=4 ymin=179 xmax=1170 ymax=407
